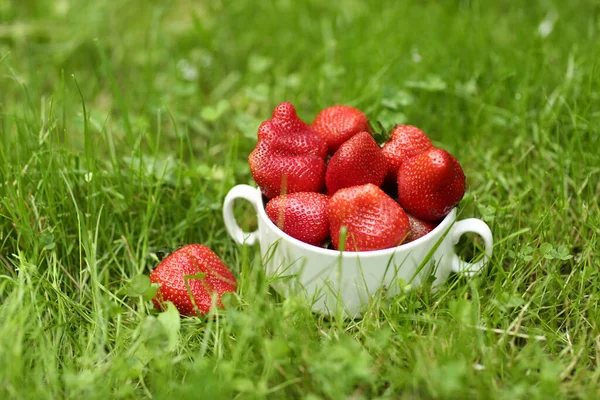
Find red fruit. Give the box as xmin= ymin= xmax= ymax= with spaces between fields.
xmin=325 ymin=132 xmax=388 ymax=195
xmin=382 ymin=125 xmax=434 ymax=182
xmin=266 ymin=192 xmax=329 ymax=246
xmin=258 ymin=102 xmax=313 ymax=142
xmin=149 ymin=244 xmax=237 ymax=316
xmin=312 ymin=105 xmax=370 ymax=153
xmin=406 ymin=214 xmax=438 ymax=242
xmin=397 ymin=148 xmax=466 ymax=221
xmin=328 ymin=184 xmax=410 ymax=251
xmin=249 ymin=102 xmax=328 ymax=199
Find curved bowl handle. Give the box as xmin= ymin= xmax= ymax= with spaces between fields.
xmin=223 ymin=184 xmax=261 ymax=246
xmin=450 ymin=218 xmax=493 ymax=276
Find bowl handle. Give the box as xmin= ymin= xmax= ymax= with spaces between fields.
xmin=223 ymin=184 xmax=261 ymax=246
xmin=450 ymin=218 xmax=493 ymax=276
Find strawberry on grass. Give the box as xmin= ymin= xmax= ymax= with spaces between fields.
xmin=150 ymin=244 xmax=237 ymax=317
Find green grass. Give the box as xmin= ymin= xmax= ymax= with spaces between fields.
xmin=1 ymin=0 xmax=600 ymax=398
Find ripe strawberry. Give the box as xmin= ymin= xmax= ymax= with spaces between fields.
xmin=312 ymin=105 xmax=370 ymax=153
xmin=249 ymin=102 xmax=328 ymax=199
xmin=325 ymin=131 xmax=388 ymax=195
xmin=406 ymin=214 xmax=438 ymax=242
xmin=397 ymin=148 xmax=465 ymax=221
xmin=258 ymin=102 xmax=313 ymax=142
xmin=328 ymin=183 xmax=410 ymax=251
xmin=266 ymin=192 xmax=329 ymax=246
xmin=382 ymin=125 xmax=434 ymax=182
xmin=150 ymin=244 xmax=237 ymax=316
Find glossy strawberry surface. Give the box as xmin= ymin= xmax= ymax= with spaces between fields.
xmin=249 ymin=102 xmax=328 ymax=198
xmin=258 ymin=102 xmax=313 ymax=142
xmin=382 ymin=125 xmax=433 ymax=182
xmin=312 ymin=105 xmax=370 ymax=154
xmin=325 ymin=132 xmax=388 ymax=195
xmin=328 ymin=184 xmax=410 ymax=251
xmin=397 ymin=148 xmax=465 ymax=221
xmin=150 ymin=244 xmax=237 ymax=316
xmin=266 ymin=192 xmax=330 ymax=246
xmin=406 ymin=214 xmax=439 ymax=242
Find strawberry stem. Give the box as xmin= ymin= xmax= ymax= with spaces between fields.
xmin=369 ymin=120 xmax=391 ymax=145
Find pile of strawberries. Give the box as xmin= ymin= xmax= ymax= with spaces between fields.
xmin=147 ymin=101 xmax=467 ymax=318
xmin=250 ymin=102 xmax=466 ymax=251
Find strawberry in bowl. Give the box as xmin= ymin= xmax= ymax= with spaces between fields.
xmin=223 ymin=102 xmax=493 ymax=316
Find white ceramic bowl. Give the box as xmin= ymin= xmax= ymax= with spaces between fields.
xmin=223 ymin=184 xmax=493 ymax=317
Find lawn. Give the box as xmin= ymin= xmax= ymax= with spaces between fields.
xmin=1 ymin=0 xmax=599 ymax=398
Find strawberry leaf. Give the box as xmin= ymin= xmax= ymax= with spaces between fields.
xmin=369 ymin=120 xmax=390 ymax=145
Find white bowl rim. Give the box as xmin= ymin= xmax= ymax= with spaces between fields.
xmin=254 ymin=187 xmax=457 ymax=259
